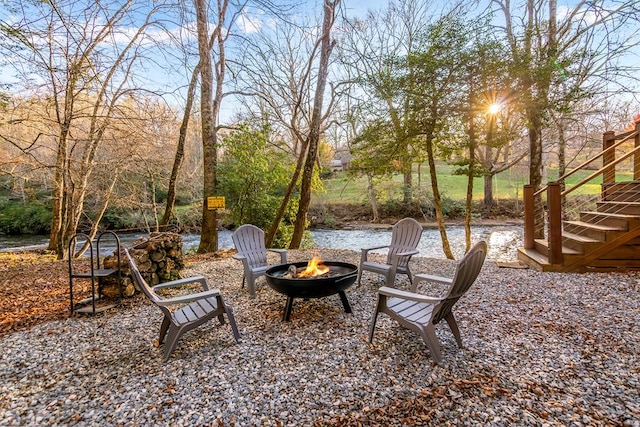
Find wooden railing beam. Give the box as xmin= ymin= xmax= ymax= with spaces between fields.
xmin=603 ymin=130 xmax=616 ymax=185
xmin=523 ymin=185 xmax=535 ymax=249
xmin=547 ymin=183 xmax=563 ymax=265
xmin=634 ymin=122 xmax=640 ymax=181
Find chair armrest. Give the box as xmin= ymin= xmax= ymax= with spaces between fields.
xmin=388 ymin=250 xmax=420 ymax=269
xmin=152 ymin=275 xmax=209 ymax=292
xmin=267 ymin=248 xmax=288 ymax=263
xmin=378 ymin=286 xmax=443 ymax=304
xmin=362 ymin=245 xmax=390 ymax=253
xmin=391 ymin=249 xmax=419 ymax=259
xmin=267 ymin=248 xmax=286 ymax=254
xmin=414 ymin=273 xmax=452 ymax=286
xmin=412 ymin=273 xmax=453 ymax=293
xmin=361 ymin=245 xmax=390 ymax=262
xmin=154 ymin=288 xmax=222 ymax=306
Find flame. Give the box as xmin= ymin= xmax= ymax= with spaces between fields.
xmin=296 ymin=256 xmax=330 ymax=278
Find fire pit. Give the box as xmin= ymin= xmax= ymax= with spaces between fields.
xmin=265 ymin=257 xmax=358 ymax=321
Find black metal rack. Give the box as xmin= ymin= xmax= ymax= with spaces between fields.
xmin=68 ymin=231 xmax=122 ymax=314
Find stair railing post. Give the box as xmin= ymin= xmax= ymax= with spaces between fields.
xmin=547 ymin=182 xmax=563 ymax=265
xmin=523 ymin=185 xmax=535 ymax=249
xmin=634 ymin=121 xmax=640 ymax=181
xmin=602 ymin=130 xmax=616 ymax=188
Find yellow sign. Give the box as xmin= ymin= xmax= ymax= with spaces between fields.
xmin=207 ymin=196 xmax=226 ymax=210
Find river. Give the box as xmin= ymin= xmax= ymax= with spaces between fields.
xmin=0 ymin=225 xmax=523 ymax=262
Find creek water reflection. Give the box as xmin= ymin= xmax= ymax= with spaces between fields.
xmin=1 ymin=225 xmax=523 ymax=262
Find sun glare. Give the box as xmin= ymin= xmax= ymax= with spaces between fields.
xmin=488 ymin=103 xmax=501 ymax=115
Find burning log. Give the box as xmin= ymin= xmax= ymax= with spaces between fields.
xmin=278 ymin=256 xmax=338 ymax=279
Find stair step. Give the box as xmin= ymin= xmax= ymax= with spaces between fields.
xmin=603 ymin=190 xmax=640 ymax=203
xmin=602 ymin=181 xmax=640 ymax=202
xmin=517 ymin=248 xmax=562 ymax=272
xmin=597 ymin=201 xmax=640 ymax=215
xmin=580 ymin=211 xmax=637 ymax=229
xmin=563 ymin=220 xmax=626 ymax=241
xmin=534 ymin=238 xmax=582 ymax=255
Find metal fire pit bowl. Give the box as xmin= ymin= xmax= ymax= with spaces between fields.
xmin=265 ymin=261 xmax=358 ymax=321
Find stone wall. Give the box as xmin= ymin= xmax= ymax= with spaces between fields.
xmin=101 ymin=232 xmax=185 ymax=298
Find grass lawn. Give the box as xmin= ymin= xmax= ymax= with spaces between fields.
xmin=314 ymin=164 xmax=631 ymax=205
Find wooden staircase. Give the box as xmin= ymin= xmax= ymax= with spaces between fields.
xmin=518 ymin=123 xmax=640 ymax=272
xmin=518 ymin=182 xmax=640 ymax=272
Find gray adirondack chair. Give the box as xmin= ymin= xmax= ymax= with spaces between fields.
xmin=124 ymin=248 xmax=240 ymax=362
xmin=368 ymin=240 xmax=487 ymax=364
xmin=232 ymin=224 xmax=288 ymax=297
xmin=357 ymin=217 xmax=423 ymax=287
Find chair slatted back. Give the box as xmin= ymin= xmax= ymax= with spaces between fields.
xmin=387 ymin=218 xmax=423 ymax=269
xmin=432 ymin=241 xmax=487 ymax=325
xmin=124 ymin=249 xmax=168 ymax=314
xmin=232 ymin=224 xmax=268 ymax=267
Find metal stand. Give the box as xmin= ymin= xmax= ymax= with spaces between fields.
xmin=68 ymin=231 xmax=122 ymax=315
xmin=281 ymin=291 xmax=352 ymax=322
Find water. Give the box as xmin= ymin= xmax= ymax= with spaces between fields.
xmin=0 ymin=225 xmax=522 ymax=262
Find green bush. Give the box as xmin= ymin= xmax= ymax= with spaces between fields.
xmin=0 ymin=202 xmax=52 ymax=235
xmin=102 ymin=208 xmax=147 ymax=230
xmin=217 ymin=124 xmax=300 ymax=248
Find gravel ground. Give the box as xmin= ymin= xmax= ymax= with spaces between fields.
xmin=1 ymin=248 xmax=639 ymax=426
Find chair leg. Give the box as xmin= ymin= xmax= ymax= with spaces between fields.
xmin=368 ymin=294 xmax=384 ymax=343
xmin=384 ymin=273 xmax=391 ymax=287
xmin=158 ymin=315 xmax=171 ymax=344
xmin=420 ymin=324 xmax=443 ymax=365
xmin=247 ymin=275 xmax=256 ymax=298
xmin=225 ymin=306 xmax=241 ymax=342
xmin=356 ymin=268 xmax=363 ymax=287
xmin=162 ymin=324 xmax=183 ymax=362
xmin=241 ymin=275 xmax=246 ymax=289
xmin=444 ymin=312 xmax=463 ymax=348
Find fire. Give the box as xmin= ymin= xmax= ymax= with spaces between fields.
xmin=296 ymin=256 xmax=330 ymax=278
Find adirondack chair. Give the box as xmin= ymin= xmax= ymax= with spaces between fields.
xmin=368 ymin=241 xmax=487 ymax=364
xmin=124 ymin=248 xmax=240 ymax=362
xmin=232 ymin=224 xmax=288 ymax=297
xmin=357 ymin=217 xmax=423 ymax=287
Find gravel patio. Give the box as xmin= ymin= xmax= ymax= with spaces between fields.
xmin=1 ymin=248 xmax=638 ymax=426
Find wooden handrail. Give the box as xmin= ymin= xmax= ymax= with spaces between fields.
xmin=533 ymin=129 xmax=639 ymax=198
xmin=562 ymin=144 xmax=640 ymax=197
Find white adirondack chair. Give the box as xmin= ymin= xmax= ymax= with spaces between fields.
xmin=232 ymin=224 xmax=288 ymax=297
xmin=124 ymin=248 xmax=240 ymax=362
xmin=368 ymin=240 xmax=487 ymax=364
xmin=357 ymin=217 xmax=423 ymax=287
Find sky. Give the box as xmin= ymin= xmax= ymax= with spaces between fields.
xmin=1 ymin=0 xmax=638 ymax=125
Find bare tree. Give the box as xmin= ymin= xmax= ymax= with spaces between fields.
xmin=491 ymin=0 xmax=640 ymax=235
xmin=0 ymin=0 xmax=165 ymax=258
xmin=232 ymin=1 xmax=341 ymax=247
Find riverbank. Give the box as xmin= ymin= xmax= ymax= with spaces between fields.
xmin=1 ymin=248 xmax=638 ymax=425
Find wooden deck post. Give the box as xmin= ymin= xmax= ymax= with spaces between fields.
xmin=523 ymin=185 xmax=535 ymax=249
xmin=634 ymin=121 xmax=640 ymax=181
xmin=547 ymin=182 xmax=563 ymax=265
xmin=603 ymin=130 xmax=616 ymax=186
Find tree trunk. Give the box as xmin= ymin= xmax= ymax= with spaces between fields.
xmin=402 ymin=154 xmax=413 ymax=204
xmin=195 ymin=0 xmax=225 ymax=253
xmin=367 ymin=172 xmax=379 ymax=222
xmin=290 ymin=0 xmax=338 ymax=248
xmin=465 ymin=112 xmax=477 ymax=253
xmin=557 ymin=116 xmax=567 ymax=215
xmin=265 ymin=143 xmax=307 ymax=247
xmin=424 ymin=130 xmax=454 ymax=259
xmin=483 ymin=173 xmax=494 ymax=208
xmin=162 ymin=65 xmax=200 ymax=227
xmin=529 ymin=110 xmax=545 ymax=238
